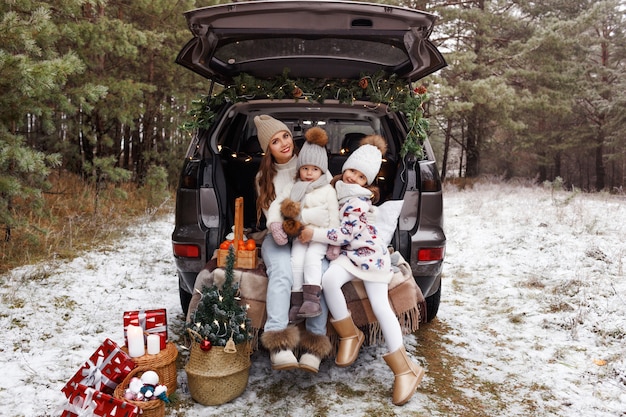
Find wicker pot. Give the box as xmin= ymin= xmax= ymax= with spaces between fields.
xmin=185 ymin=340 xmax=251 ymax=406
xmin=113 ymin=366 xmax=166 ymax=417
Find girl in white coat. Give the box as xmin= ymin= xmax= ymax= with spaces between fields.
xmin=280 ymin=127 xmax=339 ymax=321
xmin=299 ymin=135 xmax=425 ymax=406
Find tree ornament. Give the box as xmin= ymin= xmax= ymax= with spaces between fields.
xmin=200 ymin=339 xmax=212 ymax=351
xmin=224 ymin=333 xmax=237 ymax=353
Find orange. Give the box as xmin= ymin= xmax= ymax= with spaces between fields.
xmin=245 ymin=239 xmax=256 ymax=250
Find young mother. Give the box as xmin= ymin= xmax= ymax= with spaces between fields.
xmin=253 ymin=115 xmax=332 ymax=373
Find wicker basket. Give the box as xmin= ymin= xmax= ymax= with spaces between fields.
xmin=122 ymin=342 xmax=178 ymax=396
xmin=185 ymin=336 xmax=251 ymax=406
xmin=113 ymin=366 xmax=166 ymax=417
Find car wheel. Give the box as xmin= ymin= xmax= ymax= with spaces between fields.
xmin=424 ymin=279 xmax=441 ymax=322
xmin=180 ymin=287 xmax=193 ymax=318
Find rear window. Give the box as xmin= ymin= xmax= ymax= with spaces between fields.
xmin=216 ymin=38 xmax=407 ymax=66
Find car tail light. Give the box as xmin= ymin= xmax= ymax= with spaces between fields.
xmin=417 ymin=247 xmax=445 ymax=262
xmin=173 ymin=243 xmax=200 ymax=258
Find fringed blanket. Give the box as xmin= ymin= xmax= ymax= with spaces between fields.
xmin=187 ymin=253 xmax=426 ymax=351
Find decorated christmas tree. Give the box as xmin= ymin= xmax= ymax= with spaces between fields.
xmin=188 ymin=245 xmax=251 ymax=348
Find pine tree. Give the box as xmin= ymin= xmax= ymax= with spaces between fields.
xmin=188 ymin=245 xmax=251 ymax=347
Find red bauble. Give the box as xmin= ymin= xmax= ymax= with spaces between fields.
xmin=200 ymin=339 xmax=212 ymax=351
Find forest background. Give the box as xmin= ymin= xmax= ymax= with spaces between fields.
xmin=1 ymin=0 xmax=625 ymax=272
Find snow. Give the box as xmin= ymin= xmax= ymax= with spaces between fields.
xmin=1 ymin=181 xmax=625 ymax=416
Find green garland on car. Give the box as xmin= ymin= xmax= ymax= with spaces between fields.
xmin=181 ymin=70 xmax=430 ymax=159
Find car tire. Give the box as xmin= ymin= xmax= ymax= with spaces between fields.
xmin=180 ymin=287 xmax=193 ymax=318
xmin=424 ymin=279 xmax=441 ymax=322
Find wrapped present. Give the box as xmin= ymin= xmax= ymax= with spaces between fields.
xmin=123 ymin=309 xmax=168 ymax=350
xmin=63 ymin=338 xmax=136 ymax=396
xmin=61 ymin=383 xmax=141 ymax=417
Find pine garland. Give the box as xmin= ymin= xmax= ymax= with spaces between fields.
xmin=180 ymin=70 xmax=430 ymax=159
xmin=188 ymin=245 xmax=251 ymax=346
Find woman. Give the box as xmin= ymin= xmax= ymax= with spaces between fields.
xmin=254 ymin=115 xmax=332 ymax=373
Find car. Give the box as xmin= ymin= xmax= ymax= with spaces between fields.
xmin=172 ymin=0 xmax=447 ymax=322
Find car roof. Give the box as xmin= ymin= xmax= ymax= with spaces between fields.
xmin=176 ymin=0 xmax=446 ymax=84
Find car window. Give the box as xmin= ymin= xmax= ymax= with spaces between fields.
xmin=216 ymin=38 xmax=407 ymax=67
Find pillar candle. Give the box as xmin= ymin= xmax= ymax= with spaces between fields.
xmin=147 ymin=334 xmax=160 ymax=355
xmin=127 ymin=325 xmax=145 ymax=358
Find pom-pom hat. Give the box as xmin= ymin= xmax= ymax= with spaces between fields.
xmin=253 ymin=115 xmax=291 ymax=152
xmin=297 ymin=126 xmax=329 ymax=173
xmin=342 ymin=134 xmax=388 ymax=185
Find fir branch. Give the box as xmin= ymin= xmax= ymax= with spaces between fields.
xmin=181 ymin=71 xmax=431 ymax=160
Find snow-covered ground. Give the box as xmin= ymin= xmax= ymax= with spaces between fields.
xmin=1 ymin=181 xmax=624 ymax=416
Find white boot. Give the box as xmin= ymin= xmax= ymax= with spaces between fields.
xmin=298 ymin=353 xmax=322 ymax=373
xmin=270 ymin=350 xmax=299 ymax=370
xmin=298 ymin=330 xmax=332 ymax=373
xmin=260 ymin=327 xmax=300 ymax=371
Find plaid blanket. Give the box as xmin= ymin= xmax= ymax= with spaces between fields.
xmin=188 ymin=252 xmax=425 ymax=351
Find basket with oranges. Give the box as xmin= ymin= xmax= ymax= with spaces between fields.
xmin=216 ymin=197 xmax=258 ymax=269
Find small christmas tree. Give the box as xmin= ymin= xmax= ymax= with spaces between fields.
xmin=188 ymin=245 xmax=251 ymax=347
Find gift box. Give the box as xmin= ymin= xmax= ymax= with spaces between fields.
xmin=63 ymin=338 xmax=136 ymax=396
xmin=61 ymin=383 xmax=141 ymax=417
xmin=123 ymin=309 xmax=168 ymax=351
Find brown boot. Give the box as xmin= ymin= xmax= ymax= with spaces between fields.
xmin=288 ymin=292 xmax=304 ymax=324
xmin=260 ymin=326 xmax=300 ymax=371
xmin=383 ymin=346 xmax=425 ymax=406
xmin=330 ymin=314 xmax=364 ymax=367
xmin=297 ymin=285 xmax=322 ymax=318
xmin=298 ymin=330 xmax=332 ymax=373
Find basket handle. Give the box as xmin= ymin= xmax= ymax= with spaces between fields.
xmin=187 ymin=327 xmax=203 ymax=343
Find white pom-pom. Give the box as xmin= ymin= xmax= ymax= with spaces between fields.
xmin=154 ymin=385 xmax=167 ymax=396
xmin=141 ymin=370 xmax=159 ymax=386
xmin=128 ymin=377 xmax=143 ymax=393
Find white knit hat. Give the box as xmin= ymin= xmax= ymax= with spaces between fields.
xmin=341 ymin=135 xmax=387 ymax=185
xmin=254 ymin=115 xmax=290 ymax=152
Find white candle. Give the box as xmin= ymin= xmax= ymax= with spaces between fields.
xmin=127 ymin=325 xmax=145 ymax=358
xmin=147 ymin=334 xmax=160 ymax=355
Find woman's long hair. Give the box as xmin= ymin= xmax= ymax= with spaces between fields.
xmin=255 ymin=141 xmax=299 ymax=225
xmin=256 ymin=152 xmax=277 ymax=225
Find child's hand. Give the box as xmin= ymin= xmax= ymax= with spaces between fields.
xmin=298 ymin=227 xmax=314 ymax=243
xmin=326 ymin=245 xmax=341 ymax=260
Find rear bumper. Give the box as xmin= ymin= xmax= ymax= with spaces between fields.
xmin=412 ymin=261 xmax=443 ymax=298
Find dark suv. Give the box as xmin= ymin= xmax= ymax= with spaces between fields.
xmin=172 ymin=1 xmax=447 ymax=321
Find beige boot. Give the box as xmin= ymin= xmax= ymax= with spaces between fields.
xmin=330 ymin=314 xmax=364 ymax=367
xmin=383 ymin=346 xmax=425 ymax=406
xmin=260 ymin=326 xmax=300 ymax=371
xmin=298 ymin=330 xmax=332 ymax=373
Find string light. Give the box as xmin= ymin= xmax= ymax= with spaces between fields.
xmin=182 ymin=70 xmax=430 ymax=158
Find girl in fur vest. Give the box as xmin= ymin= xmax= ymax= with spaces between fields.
xmin=299 ymin=135 xmax=425 ymax=405
xmin=280 ymin=127 xmax=340 ymax=322
xmin=253 ymin=115 xmax=332 ymax=373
